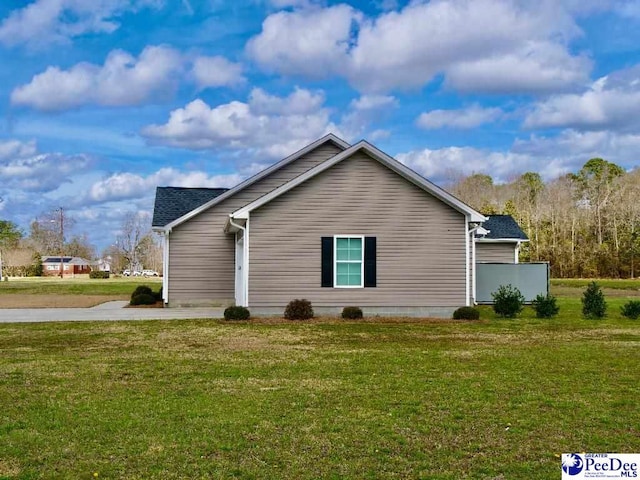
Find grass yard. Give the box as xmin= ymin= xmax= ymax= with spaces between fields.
xmin=1 ymin=295 xmax=639 ymax=479
xmin=0 ymin=277 xmax=162 ymax=308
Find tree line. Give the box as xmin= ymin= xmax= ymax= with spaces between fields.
xmin=2 ymin=157 xmax=638 ymax=279
xmin=0 ymin=210 xmax=162 ymax=277
xmin=448 ymin=158 xmax=640 ymax=278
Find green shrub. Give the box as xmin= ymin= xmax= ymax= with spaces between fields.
xmin=224 ymin=306 xmax=251 ymax=321
xmin=532 ymin=293 xmax=560 ymax=318
xmin=89 ymin=270 xmax=110 ymax=279
xmin=131 ymin=285 xmax=153 ymax=302
xmin=130 ymin=293 xmax=156 ymax=306
xmin=453 ymin=306 xmax=480 ymax=320
xmin=341 ymin=306 xmax=363 ymax=320
xmin=621 ymin=300 xmax=640 ymax=320
xmin=582 ymin=281 xmax=607 ymax=318
xmin=26 ymin=253 xmax=43 ymax=277
xmin=284 ymin=299 xmax=314 ymax=320
xmin=154 ymin=287 xmax=163 ymax=302
xmin=492 ymin=284 xmax=525 ymax=318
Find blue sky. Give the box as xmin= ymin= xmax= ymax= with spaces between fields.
xmin=1 ymin=0 xmax=640 ymax=251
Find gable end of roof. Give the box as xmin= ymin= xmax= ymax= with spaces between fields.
xmin=231 ymin=140 xmax=486 ymax=223
xmin=159 ymin=133 xmax=350 ymax=231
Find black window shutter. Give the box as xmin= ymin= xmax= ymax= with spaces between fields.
xmin=321 ymin=237 xmax=333 ymax=287
xmin=364 ymin=236 xmax=377 ymax=287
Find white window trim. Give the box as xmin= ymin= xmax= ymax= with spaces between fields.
xmin=333 ymin=235 xmax=364 ymax=289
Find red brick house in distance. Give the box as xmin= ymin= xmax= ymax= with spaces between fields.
xmin=42 ymin=256 xmax=92 ymax=277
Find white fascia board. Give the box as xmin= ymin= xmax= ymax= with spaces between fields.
xmin=231 ymin=141 xmax=487 ymax=222
xmin=358 ymin=141 xmax=487 ymax=223
xmin=476 ymin=238 xmax=529 ymax=243
xmin=163 ymin=134 xmax=350 ymax=231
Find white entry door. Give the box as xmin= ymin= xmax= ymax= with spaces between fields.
xmin=235 ymin=232 xmax=245 ymax=306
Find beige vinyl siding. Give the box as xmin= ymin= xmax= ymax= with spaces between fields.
xmin=249 ymin=151 xmax=467 ymax=308
xmin=168 ymin=142 xmax=343 ymax=305
xmin=476 ymin=242 xmax=516 ymax=263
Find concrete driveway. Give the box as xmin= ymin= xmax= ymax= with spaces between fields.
xmin=0 ymin=301 xmax=225 ymax=323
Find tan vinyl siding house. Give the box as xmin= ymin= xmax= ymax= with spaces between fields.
xmin=249 ymin=152 xmax=466 ymax=308
xmin=153 ymin=134 xmax=495 ymax=316
xmin=166 ymin=141 xmax=344 ymax=305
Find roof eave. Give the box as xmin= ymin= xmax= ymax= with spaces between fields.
xmin=476 ymin=238 xmax=529 ymax=243
xmin=163 ymin=133 xmax=350 ymax=230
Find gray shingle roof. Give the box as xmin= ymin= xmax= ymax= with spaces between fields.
xmin=43 ymin=256 xmax=91 ymax=264
xmin=479 ymin=215 xmax=528 ymax=240
xmin=152 ymin=187 xmax=229 ymax=228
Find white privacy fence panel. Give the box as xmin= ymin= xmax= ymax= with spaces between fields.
xmin=476 ymin=262 xmax=549 ymax=304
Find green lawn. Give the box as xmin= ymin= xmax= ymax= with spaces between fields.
xmin=0 ymin=277 xmax=161 ymax=296
xmin=1 ymin=295 xmax=639 ymax=479
xmin=551 ymin=278 xmax=640 ymax=290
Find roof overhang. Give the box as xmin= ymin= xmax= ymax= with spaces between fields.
xmin=476 ymin=238 xmax=529 ymax=243
xmin=161 ymin=134 xmax=350 ymax=231
xmin=230 ymin=140 xmax=487 ymax=223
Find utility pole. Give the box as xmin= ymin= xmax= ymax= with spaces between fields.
xmin=58 ymin=207 xmax=64 ymax=279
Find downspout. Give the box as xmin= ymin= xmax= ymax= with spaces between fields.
xmin=515 ymin=241 xmax=521 ymax=264
xmin=465 ymin=217 xmax=470 ymax=306
xmin=162 ymin=230 xmax=170 ymax=305
xmin=229 ymin=216 xmax=248 ymax=307
xmin=468 ymin=224 xmax=482 ymax=305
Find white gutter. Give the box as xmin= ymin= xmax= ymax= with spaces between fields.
xmin=228 ymin=215 xmax=249 ymax=307
xmin=468 ymin=224 xmax=483 ymax=305
xmin=465 ymin=217 xmax=470 ymax=307
xmin=162 ymin=231 xmax=169 ymax=304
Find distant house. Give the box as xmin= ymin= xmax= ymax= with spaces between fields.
xmin=94 ymin=257 xmax=112 ymax=272
xmin=42 ymin=256 xmax=92 ymax=276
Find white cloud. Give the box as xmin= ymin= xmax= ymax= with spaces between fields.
xmin=248 ymin=87 xmax=325 ymax=115
xmin=0 ymin=139 xmax=93 ymax=192
xmin=340 ymin=94 xmax=397 ymax=138
xmin=142 ymin=87 xmax=340 ymax=158
xmin=444 ymin=41 xmax=591 ymax=94
xmin=514 ymin=129 xmax=640 ymax=161
xmin=417 ymin=105 xmax=503 ymax=129
xmin=397 ymin=147 xmax=531 ymax=184
xmin=192 ymin=56 xmax=245 ymax=89
xmin=11 ymin=45 xmax=183 ymax=111
xmin=87 ymin=168 xmax=244 ymax=203
xmin=0 ymin=139 xmax=38 ymax=159
xmin=398 ymin=128 xmax=640 ymax=185
xmin=0 ymin=0 xmax=160 ymax=49
xmin=349 ymin=95 xmax=397 ymax=111
xmin=524 ymin=64 xmax=640 ymax=130
xmin=247 ymin=0 xmax=589 ymax=94
xmin=246 ymin=4 xmax=361 ymax=78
